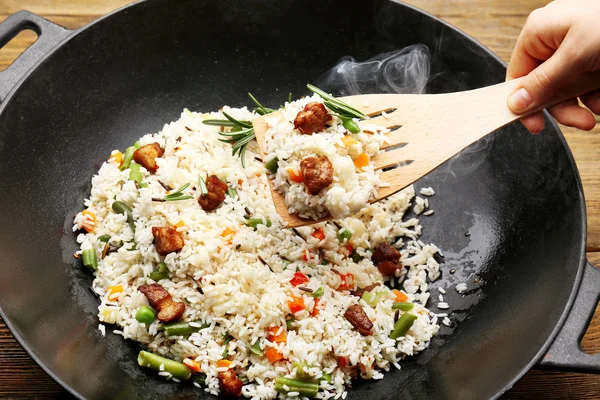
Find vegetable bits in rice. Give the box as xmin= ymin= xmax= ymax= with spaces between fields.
xmin=73 ymin=101 xmax=444 ymax=399
xmin=262 ymin=91 xmax=388 ymax=220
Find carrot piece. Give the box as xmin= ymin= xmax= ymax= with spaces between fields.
xmin=288 ymin=294 xmax=305 ymax=313
xmin=175 ymin=220 xmax=185 ymax=228
xmin=107 ymin=285 xmax=123 ymax=300
xmin=302 ymin=250 xmax=310 ymax=262
xmin=340 ymin=136 xmax=358 ymax=147
xmin=265 ymin=347 xmax=284 ymax=363
xmin=81 ymin=210 xmax=96 ymax=233
xmin=288 ymin=169 xmax=304 ymax=183
xmin=344 ymin=244 xmax=353 ymax=255
xmin=238 ymin=179 xmax=244 ymax=186
xmin=353 ymin=153 xmax=370 ymax=171
xmin=109 ymin=150 xmax=123 ymax=166
xmin=337 ymin=273 xmax=354 ymax=291
xmin=311 ymin=298 xmax=321 ymax=317
xmin=267 ymin=326 xmax=287 ymax=343
xmin=220 ymin=227 xmax=236 ymax=244
xmin=289 ymin=271 xmax=309 ymax=287
xmin=338 ymin=357 xmax=349 ymax=368
xmin=217 ymin=359 xmax=232 ymax=369
xmin=393 ymin=290 xmax=408 ymax=302
xmin=312 ymin=227 xmax=326 ymax=241
xmin=183 ymin=358 xmax=202 ymax=373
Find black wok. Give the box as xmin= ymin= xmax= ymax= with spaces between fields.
xmin=0 ymin=1 xmax=599 ymax=399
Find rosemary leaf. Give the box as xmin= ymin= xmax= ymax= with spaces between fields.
xmin=222 ymin=112 xmax=253 ymax=129
xmin=199 ymin=175 xmax=208 ymax=196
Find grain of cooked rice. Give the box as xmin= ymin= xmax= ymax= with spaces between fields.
xmin=437 ymin=302 xmax=449 ymax=309
xmin=456 ymin=283 xmax=467 ymax=293
xmin=419 ymin=187 xmax=435 ymax=196
xmin=437 ymin=287 xmax=446 ymax=294
xmin=423 ymin=210 xmax=434 ymax=216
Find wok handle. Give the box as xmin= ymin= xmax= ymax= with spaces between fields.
xmin=538 ymin=261 xmax=600 ymax=371
xmin=0 ymin=10 xmax=70 ymax=102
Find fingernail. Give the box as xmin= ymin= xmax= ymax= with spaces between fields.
xmin=508 ymin=88 xmax=533 ymax=112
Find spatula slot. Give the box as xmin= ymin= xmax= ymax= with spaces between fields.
xmin=386 ymin=124 xmax=402 ymax=133
xmin=382 ymin=160 xmax=414 ymax=172
xmin=367 ymin=108 xmax=397 ymax=118
xmin=382 ymin=142 xmax=408 ymax=152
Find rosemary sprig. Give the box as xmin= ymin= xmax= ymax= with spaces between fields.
xmin=203 ymin=93 xmax=278 ymax=168
xmin=152 ymin=183 xmax=194 ymax=202
xmin=306 ymin=84 xmax=368 ymax=120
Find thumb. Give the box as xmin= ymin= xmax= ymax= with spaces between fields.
xmin=507 ymin=45 xmax=582 ymax=115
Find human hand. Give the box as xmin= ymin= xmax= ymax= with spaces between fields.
xmin=506 ymin=0 xmax=600 ymax=133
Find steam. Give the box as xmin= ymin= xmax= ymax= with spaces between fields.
xmin=317 ymin=44 xmax=496 ymax=180
xmin=316 ymin=45 xmax=430 ymax=96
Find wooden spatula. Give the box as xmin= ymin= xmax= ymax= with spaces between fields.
xmin=253 ymin=79 xmax=526 ymax=227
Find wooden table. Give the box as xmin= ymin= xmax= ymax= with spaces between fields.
xmin=1 ymin=0 xmax=599 ymax=398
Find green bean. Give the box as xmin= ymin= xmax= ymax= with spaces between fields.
xmin=163 ymin=321 xmax=209 ymax=337
xmin=389 ymin=313 xmax=417 ymax=340
xmin=321 ymin=259 xmax=329 ymax=266
xmin=82 ymin=248 xmax=98 ymax=271
xmin=137 ymin=350 xmax=191 ymax=380
xmin=193 ymin=373 xmax=207 ymax=386
xmin=265 ymin=156 xmax=279 ymax=173
xmin=391 ymin=302 xmax=414 ymax=312
xmin=321 ymin=373 xmax=332 ymax=383
xmin=336 ymin=229 xmax=352 ymax=243
xmin=342 ymin=118 xmax=360 ymax=134
xmin=246 ymin=217 xmax=272 ymax=230
xmin=120 ymin=143 xmax=140 ymax=171
xmin=351 ymin=251 xmax=364 ymax=263
xmin=292 ymin=361 xmax=312 ymax=380
xmin=226 ymin=186 xmax=239 ymax=199
xmin=97 ymin=234 xmax=111 ymax=243
xmin=274 ymin=377 xmax=319 ymax=398
xmin=311 ymin=287 xmax=324 ymax=298
xmin=135 ymin=306 xmax=156 ymax=324
xmin=361 ymin=290 xmax=388 ymax=307
xmin=112 ymin=201 xmax=136 ymax=233
xmin=149 ymin=263 xmax=169 ymax=281
xmin=240 ymin=376 xmax=250 ymax=385
xmin=248 ymin=340 xmax=264 ymax=356
xmin=129 ymin=161 xmax=143 ymax=185
xmin=286 ymin=316 xmax=296 ymax=330
xmin=157 ymin=262 xmax=168 ymax=272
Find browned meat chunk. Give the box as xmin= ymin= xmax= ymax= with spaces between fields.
xmin=344 ymin=304 xmax=373 ymax=336
xmin=372 ymin=243 xmax=400 ymax=264
xmin=198 ymin=175 xmax=228 ymax=211
xmin=294 ymin=102 xmax=332 ymax=135
xmin=300 ymin=155 xmax=334 ymax=195
xmin=218 ymin=369 xmax=243 ymax=398
xmin=138 ymin=283 xmax=185 ymax=322
xmin=377 ymin=261 xmax=403 ymax=277
xmin=351 ymin=282 xmax=380 ymax=298
xmin=152 ymin=226 xmax=184 ymax=255
xmin=372 ymin=243 xmax=402 ymax=277
xmin=133 ymin=142 xmax=164 ymax=173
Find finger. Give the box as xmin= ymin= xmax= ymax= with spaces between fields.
xmin=520 ymin=112 xmax=545 ymax=134
xmin=580 ymin=90 xmax=600 ymax=115
xmin=507 ymin=37 xmax=588 ymax=114
xmin=548 ymin=98 xmax=596 ymax=130
xmin=506 ymin=7 xmax=570 ymax=81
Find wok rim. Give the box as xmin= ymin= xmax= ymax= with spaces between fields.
xmin=0 ymin=1 xmax=587 ymax=399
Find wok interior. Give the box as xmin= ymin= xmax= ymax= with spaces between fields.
xmin=0 ymin=0 xmax=585 ymax=399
